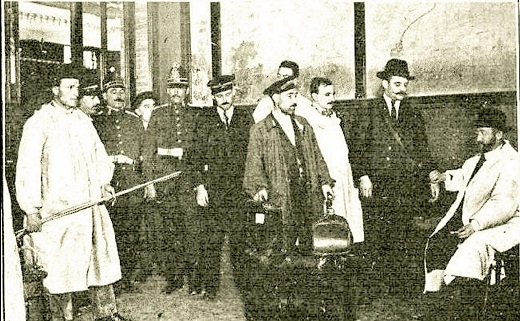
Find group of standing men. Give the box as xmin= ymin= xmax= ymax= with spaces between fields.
xmin=12 ymin=57 xmax=519 ymax=321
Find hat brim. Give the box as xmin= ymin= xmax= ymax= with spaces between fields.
xmin=167 ymin=82 xmax=189 ymax=88
xmin=377 ymin=71 xmax=415 ymax=80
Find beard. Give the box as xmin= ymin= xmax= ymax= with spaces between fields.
xmin=479 ymin=136 xmax=497 ymax=153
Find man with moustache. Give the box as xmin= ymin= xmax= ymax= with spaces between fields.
xmin=243 ymin=76 xmax=334 ymax=319
xmin=95 ymin=72 xmax=146 ymax=294
xmin=191 ymin=75 xmax=253 ymax=299
xmin=252 ymin=60 xmax=311 ymax=123
xmin=349 ymin=59 xmax=440 ymax=296
xmin=143 ymin=64 xmax=200 ymax=294
xmin=422 ymin=108 xmax=519 ymax=320
xmin=16 ymin=64 xmax=130 ymax=321
xmin=298 ymin=77 xmax=364 ymax=243
xmin=78 ymin=84 xmax=102 ymax=118
xmin=244 ymin=76 xmax=334 ymax=255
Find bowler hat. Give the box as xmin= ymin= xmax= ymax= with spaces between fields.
xmin=167 ymin=64 xmax=189 ymax=88
xmin=263 ymin=76 xmax=297 ymax=96
xmin=475 ymin=108 xmax=509 ymax=132
xmin=207 ymin=75 xmax=235 ymax=94
xmin=376 ymin=59 xmax=415 ymax=80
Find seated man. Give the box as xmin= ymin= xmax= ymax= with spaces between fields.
xmin=424 ymin=107 xmax=519 ymax=319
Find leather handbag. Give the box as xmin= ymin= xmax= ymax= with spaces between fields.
xmin=312 ymin=198 xmax=353 ymax=256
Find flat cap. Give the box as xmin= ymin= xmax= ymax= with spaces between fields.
xmin=263 ymin=76 xmax=297 ymax=96
xmin=207 ymin=74 xmax=235 ymax=94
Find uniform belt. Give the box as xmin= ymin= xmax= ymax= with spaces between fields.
xmin=157 ymin=147 xmax=183 ymax=159
xmin=111 ymin=155 xmax=134 ymax=164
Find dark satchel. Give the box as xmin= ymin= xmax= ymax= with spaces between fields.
xmin=312 ymin=198 xmax=353 ymax=256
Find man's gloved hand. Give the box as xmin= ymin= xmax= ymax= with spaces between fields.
xmin=359 ymin=175 xmax=373 ymax=198
xmin=253 ymin=188 xmax=268 ymax=203
xmin=196 ymin=185 xmax=209 ymax=207
xmin=144 ymin=183 xmax=157 ymax=200
xmin=25 ymin=212 xmax=43 ymax=233
xmin=101 ymin=184 xmax=116 ymax=205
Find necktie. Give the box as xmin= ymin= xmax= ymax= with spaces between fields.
xmin=448 ymin=153 xmax=486 ymax=230
xmin=321 ymin=109 xmax=333 ymax=117
xmin=222 ymin=110 xmax=229 ymax=129
xmin=468 ymin=154 xmax=485 ymax=182
xmin=390 ymin=101 xmax=396 ymax=120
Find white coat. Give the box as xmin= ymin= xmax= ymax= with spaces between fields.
xmin=16 ymin=102 xmax=121 ymax=294
xmin=3 ymin=176 xmax=27 ymax=321
xmin=424 ymin=141 xmax=520 ymax=292
xmin=296 ymin=104 xmax=364 ymax=242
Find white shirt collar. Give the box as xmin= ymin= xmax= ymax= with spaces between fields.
xmin=483 ymin=142 xmax=506 ymax=162
xmin=383 ymin=93 xmax=401 ymax=117
xmin=272 ymin=109 xmax=296 ymax=145
xmin=217 ymin=105 xmax=234 ymax=124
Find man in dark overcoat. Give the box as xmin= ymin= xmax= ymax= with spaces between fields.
xmin=244 ymin=76 xmax=334 ymax=254
xmin=349 ymin=59 xmax=440 ymax=296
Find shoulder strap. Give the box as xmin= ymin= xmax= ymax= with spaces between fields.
xmin=380 ymin=107 xmax=419 ymax=168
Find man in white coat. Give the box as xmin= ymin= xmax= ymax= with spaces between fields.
xmin=423 ymin=107 xmax=519 ymax=319
xmin=297 ymin=77 xmax=364 ymax=242
xmin=252 ymin=60 xmax=312 ymax=123
xmin=16 ymin=64 xmax=130 ymax=321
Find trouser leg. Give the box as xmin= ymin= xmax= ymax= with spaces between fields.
xmin=89 ymin=285 xmax=117 ymax=319
xmin=162 ymin=198 xmax=186 ymax=286
xmin=200 ymin=207 xmax=224 ymax=296
xmin=184 ymin=198 xmax=203 ymax=294
xmin=48 ymin=292 xmax=73 ymax=321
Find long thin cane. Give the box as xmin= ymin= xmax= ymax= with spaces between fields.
xmin=15 ymin=171 xmax=182 ymax=240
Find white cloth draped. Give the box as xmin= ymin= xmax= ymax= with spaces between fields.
xmin=297 ymin=104 xmax=364 ymax=242
xmin=16 ymin=103 xmax=121 ymax=294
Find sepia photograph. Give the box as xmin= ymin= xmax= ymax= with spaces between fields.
xmin=2 ymin=1 xmax=519 ymax=321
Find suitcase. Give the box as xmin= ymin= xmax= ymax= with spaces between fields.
xmin=240 ymin=201 xmax=356 ymax=321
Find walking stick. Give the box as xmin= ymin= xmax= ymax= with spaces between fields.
xmin=15 ymin=171 xmax=182 ymax=240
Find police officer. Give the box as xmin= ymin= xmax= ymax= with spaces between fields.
xmin=143 ymin=64 xmax=200 ymax=294
xmin=94 ymin=73 xmax=147 ymax=294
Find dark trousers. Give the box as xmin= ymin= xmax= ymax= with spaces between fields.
xmin=194 ymin=189 xmax=246 ymax=295
xmin=108 ymin=166 xmax=144 ymax=285
xmin=157 ymin=178 xmax=199 ymax=286
xmin=426 ymin=209 xmax=463 ymax=272
xmin=361 ymin=178 xmax=430 ymax=293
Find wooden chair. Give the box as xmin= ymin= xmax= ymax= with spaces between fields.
xmin=481 ymin=245 xmax=520 ymax=321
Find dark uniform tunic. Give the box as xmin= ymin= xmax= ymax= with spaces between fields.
xmin=193 ymin=106 xmax=253 ymax=296
xmin=94 ymin=108 xmax=146 ymax=287
xmin=142 ymin=103 xmax=200 ymax=290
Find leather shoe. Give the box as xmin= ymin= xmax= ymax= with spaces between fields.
xmin=95 ymin=312 xmax=132 ymax=321
xmin=201 ymin=290 xmax=216 ymax=300
xmin=162 ymin=281 xmax=183 ymax=294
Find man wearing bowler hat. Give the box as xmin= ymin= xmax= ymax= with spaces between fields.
xmin=423 ymin=107 xmax=519 ymax=319
xmin=349 ymin=59 xmax=440 ymax=297
xmin=142 ymin=64 xmax=201 ymax=294
xmin=191 ymin=75 xmax=253 ymax=299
